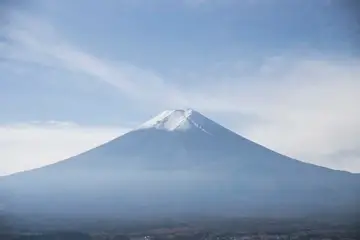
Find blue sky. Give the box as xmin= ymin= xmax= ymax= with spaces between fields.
xmin=1 ymin=0 xmax=360 ymax=175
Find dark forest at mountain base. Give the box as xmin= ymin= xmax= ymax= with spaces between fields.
xmin=1 ymin=215 xmax=360 ymax=240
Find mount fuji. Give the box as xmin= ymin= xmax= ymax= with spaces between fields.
xmin=1 ymin=109 xmax=359 ymax=221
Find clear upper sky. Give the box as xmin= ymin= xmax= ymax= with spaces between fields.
xmin=1 ymin=0 xmax=360 ymax=175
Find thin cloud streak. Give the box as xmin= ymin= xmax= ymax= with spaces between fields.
xmin=3 ymin=13 xmax=187 ymax=108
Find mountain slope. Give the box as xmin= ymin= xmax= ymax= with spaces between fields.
xmin=1 ymin=109 xmax=359 ymax=220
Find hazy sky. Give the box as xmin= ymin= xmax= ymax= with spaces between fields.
xmin=1 ymin=0 xmax=360 ymax=175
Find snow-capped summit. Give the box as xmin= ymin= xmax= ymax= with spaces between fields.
xmin=138 ymin=108 xmax=211 ymax=134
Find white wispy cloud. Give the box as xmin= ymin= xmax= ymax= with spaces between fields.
xmin=2 ymin=12 xmax=360 ymax=173
xmin=224 ymin=58 xmax=360 ymax=172
xmin=0 ymin=122 xmax=128 ymax=176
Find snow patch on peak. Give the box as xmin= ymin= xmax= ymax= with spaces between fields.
xmin=137 ymin=108 xmax=211 ymax=134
